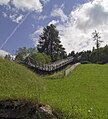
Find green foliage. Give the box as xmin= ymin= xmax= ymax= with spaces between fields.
xmin=70 ymin=45 xmax=108 ymax=64
xmin=42 ymin=53 xmax=51 ymax=64
xmin=72 ymin=51 xmax=91 ymax=63
xmin=15 ymin=47 xmax=28 ymax=60
xmin=37 ymin=24 xmax=66 ymax=62
xmin=31 ymin=53 xmax=45 ymax=64
xmin=90 ymin=45 xmax=108 ymax=64
xmin=30 ymin=53 xmax=51 ymax=65
xmin=68 ymin=51 xmax=76 ymax=57
xmin=80 ymin=51 xmax=91 ymax=62
xmin=15 ymin=47 xmax=37 ymax=61
xmin=90 ymin=50 xmax=99 ymax=63
xmin=5 ymin=54 xmax=11 ymax=60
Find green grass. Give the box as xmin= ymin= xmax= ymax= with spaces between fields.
xmin=0 ymin=58 xmax=43 ymax=100
xmin=1 ymin=58 xmax=108 ymax=118
xmin=39 ymin=64 xmax=108 ymax=119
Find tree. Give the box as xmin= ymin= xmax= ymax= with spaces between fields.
xmin=90 ymin=50 xmax=98 ymax=63
xmin=15 ymin=47 xmax=28 ymax=61
xmin=92 ymin=30 xmax=103 ymax=63
xmin=5 ymin=54 xmax=11 ymax=60
xmin=27 ymin=47 xmax=38 ymax=56
xmin=92 ymin=47 xmax=95 ymax=52
xmin=89 ymin=45 xmax=108 ymax=64
xmin=68 ymin=51 xmax=76 ymax=57
xmin=25 ymin=53 xmax=51 ymax=65
xmin=15 ymin=47 xmax=37 ymax=61
xmin=37 ymin=24 xmax=66 ymax=62
xmin=80 ymin=51 xmax=91 ymax=62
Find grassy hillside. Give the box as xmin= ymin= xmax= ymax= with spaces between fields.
xmin=1 ymin=58 xmax=108 ymax=118
xmin=0 ymin=58 xmax=43 ymax=100
xmin=40 ymin=64 xmax=108 ymax=119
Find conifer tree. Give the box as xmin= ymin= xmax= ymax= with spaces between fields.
xmin=37 ymin=24 xmax=66 ymax=62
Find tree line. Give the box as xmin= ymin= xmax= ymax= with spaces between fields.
xmin=13 ymin=24 xmax=108 ymax=65
xmin=68 ymin=30 xmax=108 ymax=64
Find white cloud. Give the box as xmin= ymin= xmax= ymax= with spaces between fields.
xmin=48 ymin=20 xmax=59 ymax=26
xmin=30 ymin=26 xmax=43 ymax=46
xmin=38 ymin=15 xmax=48 ymax=20
xmin=0 ymin=0 xmax=43 ymax=12
xmin=54 ymin=0 xmax=108 ymax=53
xmin=12 ymin=0 xmax=42 ymax=12
xmin=2 ymin=12 xmax=8 ymax=18
xmin=32 ymin=24 xmax=35 ymax=29
xmin=0 ymin=50 xmax=9 ymax=58
xmin=9 ymin=14 xmax=23 ymax=23
xmin=51 ymin=4 xmax=68 ymax=22
xmin=0 ymin=0 xmax=10 ymax=5
xmin=30 ymin=0 xmax=108 ymax=53
xmin=16 ymin=15 xmax=23 ymax=23
xmin=2 ymin=7 xmax=24 ymax=23
xmin=0 ymin=0 xmax=44 ymax=24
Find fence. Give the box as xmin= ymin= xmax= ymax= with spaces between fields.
xmin=16 ymin=56 xmax=76 ymax=74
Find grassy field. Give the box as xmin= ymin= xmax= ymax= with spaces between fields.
xmin=40 ymin=64 xmax=108 ymax=119
xmin=0 ymin=58 xmax=108 ymax=118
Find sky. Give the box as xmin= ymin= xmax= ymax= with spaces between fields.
xmin=0 ymin=0 xmax=108 ymax=54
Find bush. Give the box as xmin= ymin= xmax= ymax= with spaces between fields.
xmin=29 ymin=53 xmax=51 ymax=65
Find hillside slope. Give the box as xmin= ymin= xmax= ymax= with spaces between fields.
xmin=0 ymin=58 xmax=42 ymax=100
xmin=1 ymin=58 xmax=108 ymax=119
xmin=40 ymin=64 xmax=108 ymax=119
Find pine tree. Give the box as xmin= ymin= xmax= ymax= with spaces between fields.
xmin=37 ymin=24 xmax=66 ymax=62
xmin=92 ymin=30 xmax=103 ymax=63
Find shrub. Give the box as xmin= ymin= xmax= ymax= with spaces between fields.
xmin=30 ymin=53 xmax=51 ymax=65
